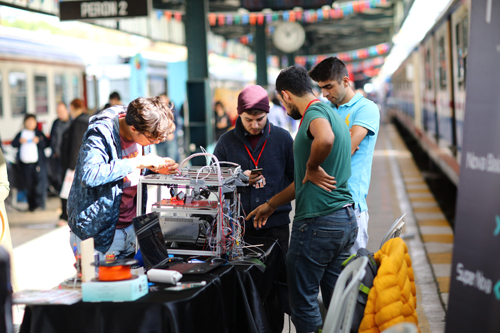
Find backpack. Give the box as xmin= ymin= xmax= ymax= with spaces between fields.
xmin=341 ymin=248 xmax=378 ymax=333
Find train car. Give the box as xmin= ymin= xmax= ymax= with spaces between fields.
xmin=389 ymin=0 xmax=469 ymax=186
xmin=0 ymin=33 xmax=86 ymax=143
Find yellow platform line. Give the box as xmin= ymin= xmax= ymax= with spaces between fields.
xmin=421 ymin=234 xmax=454 ymax=244
xmin=436 ymin=277 xmax=451 ymax=293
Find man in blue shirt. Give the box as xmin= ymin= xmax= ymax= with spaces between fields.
xmin=309 ymin=57 xmax=380 ymax=253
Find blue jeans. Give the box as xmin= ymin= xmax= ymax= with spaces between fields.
xmin=70 ymin=224 xmax=137 ymax=259
xmin=286 ymin=206 xmax=358 ymax=333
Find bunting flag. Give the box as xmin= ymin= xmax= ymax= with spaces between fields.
xmin=155 ymin=0 xmax=388 ymax=26
xmin=294 ymin=46 xmax=389 ymax=68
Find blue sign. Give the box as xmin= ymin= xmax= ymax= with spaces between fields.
xmin=129 ymin=53 xmax=148 ymax=101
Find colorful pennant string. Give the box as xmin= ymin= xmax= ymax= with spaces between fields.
xmin=157 ymin=0 xmax=388 ymax=25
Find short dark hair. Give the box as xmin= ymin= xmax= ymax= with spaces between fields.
xmin=243 ymin=109 xmax=267 ymax=116
xmin=23 ymin=113 xmax=36 ymax=123
xmin=275 ymin=66 xmax=313 ymax=98
xmin=308 ymin=57 xmax=349 ymax=83
xmin=125 ymin=96 xmax=175 ymax=142
xmin=109 ymin=91 xmax=121 ymax=101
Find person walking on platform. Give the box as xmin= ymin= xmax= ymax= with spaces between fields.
xmin=247 ymin=66 xmax=357 ymax=333
xmin=11 ymin=114 xmax=49 ymax=212
xmin=59 ymin=99 xmax=90 ymax=226
xmin=309 ymin=57 xmax=380 ymax=253
xmin=49 ymin=102 xmax=71 ymax=223
xmin=67 ymin=97 xmax=178 ymax=259
xmin=213 ymin=101 xmax=231 ymax=140
xmin=214 ymin=85 xmax=294 ymax=333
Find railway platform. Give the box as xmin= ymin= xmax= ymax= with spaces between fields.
xmin=6 ymin=122 xmax=453 ymax=332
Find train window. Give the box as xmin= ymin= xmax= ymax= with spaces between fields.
xmin=456 ymin=15 xmax=468 ymax=87
xmin=9 ymin=72 xmax=27 ymax=117
xmin=438 ymin=37 xmax=447 ymax=90
xmin=34 ymin=75 xmax=48 ymax=115
xmin=72 ymin=75 xmax=80 ymax=99
xmin=55 ymin=74 xmax=66 ymax=105
xmin=0 ymin=73 xmax=2 ymax=117
xmin=425 ymin=49 xmax=433 ymax=90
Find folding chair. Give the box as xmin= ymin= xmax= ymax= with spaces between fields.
xmin=322 ymin=256 xmax=369 ymax=333
xmin=379 ymin=213 xmax=406 ymax=249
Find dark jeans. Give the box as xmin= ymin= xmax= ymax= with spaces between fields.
xmin=20 ymin=162 xmax=46 ymax=211
xmin=287 ymin=207 xmax=358 ymax=333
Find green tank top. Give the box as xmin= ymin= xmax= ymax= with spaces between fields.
xmin=293 ymin=102 xmax=354 ymax=221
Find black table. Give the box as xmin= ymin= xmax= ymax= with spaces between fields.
xmin=19 ymin=238 xmax=288 ymax=333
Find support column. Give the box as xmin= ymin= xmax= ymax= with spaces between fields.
xmin=184 ymin=0 xmax=213 ymax=163
xmin=287 ymin=52 xmax=295 ymax=66
xmin=255 ymin=23 xmax=268 ymax=88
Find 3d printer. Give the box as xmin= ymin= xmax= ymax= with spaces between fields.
xmin=136 ymin=153 xmax=249 ymax=259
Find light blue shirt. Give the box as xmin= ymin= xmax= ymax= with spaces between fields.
xmin=331 ymin=93 xmax=380 ymax=212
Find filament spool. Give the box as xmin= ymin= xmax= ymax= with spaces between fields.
xmin=91 ymin=259 xmax=138 ymax=281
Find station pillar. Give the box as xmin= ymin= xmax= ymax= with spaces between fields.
xmin=255 ymin=23 xmax=268 ymax=88
xmin=184 ymin=0 xmax=213 ymax=164
xmin=287 ymin=53 xmax=295 ymax=67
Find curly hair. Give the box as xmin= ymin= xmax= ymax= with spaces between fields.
xmin=275 ymin=66 xmax=313 ymax=98
xmin=125 ymin=96 xmax=176 ymax=142
xmin=308 ymin=57 xmax=349 ymax=83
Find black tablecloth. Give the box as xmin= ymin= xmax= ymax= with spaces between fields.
xmin=19 ymin=237 xmax=288 ymax=333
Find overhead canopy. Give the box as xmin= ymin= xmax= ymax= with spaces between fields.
xmin=154 ymin=0 xmax=396 ymax=57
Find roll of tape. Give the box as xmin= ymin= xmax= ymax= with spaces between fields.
xmin=147 ymin=269 xmax=183 ymax=284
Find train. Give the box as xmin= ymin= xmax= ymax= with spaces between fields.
xmin=388 ymin=0 xmax=469 ymax=186
xmin=0 ymin=33 xmax=86 ymax=142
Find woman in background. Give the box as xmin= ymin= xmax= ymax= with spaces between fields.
xmin=11 ymin=114 xmax=49 ymax=212
xmin=59 ymin=99 xmax=90 ymax=226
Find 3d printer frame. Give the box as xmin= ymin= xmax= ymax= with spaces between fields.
xmin=136 ymin=161 xmax=248 ymax=258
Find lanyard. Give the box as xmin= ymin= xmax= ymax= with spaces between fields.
xmin=244 ymin=122 xmax=271 ymax=168
xmin=298 ymin=99 xmax=321 ymax=129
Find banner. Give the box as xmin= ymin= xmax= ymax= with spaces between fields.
xmin=446 ymin=1 xmax=500 ymax=332
xmin=129 ymin=54 xmax=148 ymax=101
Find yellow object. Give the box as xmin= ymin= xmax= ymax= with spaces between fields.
xmin=359 ymin=238 xmax=418 ymax=333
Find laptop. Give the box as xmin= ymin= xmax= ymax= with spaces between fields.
xmin=166 ymin=261 xmax=223 ymax=275
xmin=133 ymin=212 xmax=223 ymax=274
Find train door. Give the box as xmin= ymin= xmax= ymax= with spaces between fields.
xmin=420 ymin=36 xmax=438 ymax=143
xmin=434 ymin=21 xmax=455 ymax=155
xmin=451 ymin=2 xmax=469 ymax=165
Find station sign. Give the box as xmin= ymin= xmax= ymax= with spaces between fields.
xmin=240 ymin=0 xmax=333 ymax=11
xmin=446 ymin=1 xmax=500 ymax=332
xmin=59 ymin=0 xmax=149 ymax=21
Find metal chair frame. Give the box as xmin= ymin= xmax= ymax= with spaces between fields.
xmin=322 ymin=256 xmax=369 ymax=333
xmin=379 ymin=213 xmax=406 ymax=249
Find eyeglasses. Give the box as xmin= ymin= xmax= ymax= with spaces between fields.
xmin=140 ymin=133 xmax=158 ymax=145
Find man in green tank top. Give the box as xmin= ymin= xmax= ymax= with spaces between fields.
xmin=247 ymin=66 xmax=358 ymax=333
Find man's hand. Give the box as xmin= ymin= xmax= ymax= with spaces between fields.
xmin=302 ymin=165 xmax=337 ymax=192
xmin=246 ymin=203 xmax=275 ymax=228
xmin=133 ymin=154 xmax=168 ymax=170
xmin=151 ymin=157 xmax=179 ymax=175
xmin=32 ymin=136 xmax=40 ymax=144
xmin=243 ymin=170 xmax=264 ymax=186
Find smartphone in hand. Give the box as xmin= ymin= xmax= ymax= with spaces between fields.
xmin=250 ymin=168 xmax=263 ymax=175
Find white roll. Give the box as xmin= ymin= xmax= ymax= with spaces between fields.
xmin=147 ymin=269 xmax=183 ymax=284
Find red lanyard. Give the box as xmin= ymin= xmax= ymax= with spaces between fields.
xmin=244 ymin=122 xmax=271 ymax=168
xmin=298 ymin=99 xmax=321 ymax=129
